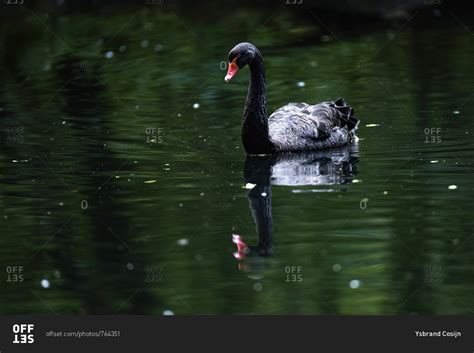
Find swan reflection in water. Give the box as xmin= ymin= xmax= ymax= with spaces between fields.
xmin=232 ymin=146 xmax=359 ymax=270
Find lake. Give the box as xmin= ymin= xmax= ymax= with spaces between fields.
xmin=1 ymin=2 xmax=473 ymax=315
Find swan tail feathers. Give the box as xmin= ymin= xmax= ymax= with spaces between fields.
xmin=333 ymin=97 xmax=359 ymax=131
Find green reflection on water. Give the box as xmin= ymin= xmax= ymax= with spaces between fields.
xmin=0 ymin=4 xmax=473 ymax=315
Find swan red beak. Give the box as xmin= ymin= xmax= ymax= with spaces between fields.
xmin=224 ymin=58 xmax=239 ymax=83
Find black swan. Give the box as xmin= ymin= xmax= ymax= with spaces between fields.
xmin=232 ymin=148 xmax=359 ymax=266
xmin=224 ymin=42 xmax=359 ymax=155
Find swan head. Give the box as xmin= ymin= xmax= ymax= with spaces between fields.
xmin=225 ymin=42 xmax=261 ymax=83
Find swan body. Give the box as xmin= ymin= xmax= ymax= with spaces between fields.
xmin=268 ymin=99 xmax=358 ymax=152
xmin=225 ymin=42 xmax=359 ymax=155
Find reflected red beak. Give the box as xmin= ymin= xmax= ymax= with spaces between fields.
xmin=232 ymin=234 xmax=248 ymax=260
xmin=225 ymin=58 xmax=239 ymax=83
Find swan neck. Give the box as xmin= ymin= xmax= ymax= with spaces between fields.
xmin=245 ymin=57 xmax=267 ymax=119
xmin=242 ymin=56 xmax=273 ymax=154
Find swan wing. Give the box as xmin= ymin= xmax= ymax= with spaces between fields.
xmin=268 ymin=99 xmax=358 ymax=151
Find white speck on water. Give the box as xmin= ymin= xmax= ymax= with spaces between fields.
xmin=155 ymin=44 xmax=163 ymax=52
xmin=383 ymin=191 xmax=388 ymax=195
xmin=349 ymin=279 xmax=360 ymax=289
xmin=144 ymin=180 xmax=157 ymax=184
xmin=177 ymin=113 xmax=182 ymax=117
xmin=54 ymin=270 xmax=61 ymax=279
xmin=247 ymin=274 xmax=264 ymax=280
xmin=126 ymin=263 xmax=134 ymax=271
xmin=321 ymin=34 xmax=330 ymax=42
xmin=59 ymin=202 xmax=64 ymax=206
xmin=177 ymin=238 xmax=189 ymax=246
xmin=448 ymin=185 xmax=457 ymax=190
xmin=193 ymin=103 xmax=200 ymax=109
xmin=163 ymin=310 xmax=174 ymax=316
xmin=62 ymin=120 xmax=66 ymax=125
xmin=261 ymin=192 xmax=267 ymax=197
xmin=452 ymin=238 xmax=459 ymax=246
xmin=332 ymin=264 xmax=342 ymax=272
xmin=292 ymin=189 xmax=335 ymax=193
xmin=135 ymin=105 xmax=140 ymax=110
xmin=200 ymin=192 xmax=205 ymax=196
xmin=105 ymin=51 xmax=114 ymax=59
xmin=115 ymin=175 xmax=120 ymax=179
xmin=453 ymin=110 xmax=460 ymax=114
xmin=179 ymin=203 xmax=183 ymax=207
xmin=310 ymin=61 xmax=318 ymax=67
xmin=366 ymin=124 xmax=380 ymax=127
xmin=253 ymin=282 xmax=263 ymax=292
xmin=297 ymin=81 xmax=306 ymax=88
xmin=244 ymin=183 xmax=256 ymax=190
xmin=430 ymin=160 xmax=439 ymax=164
xmin=41 ymin=279 xmax=50 ymax=289
xmin=141 ymin=40 xmax=149 ymax=48
xmin=119 ymin=45 xmax=127 ymax=52
xmin=352 ymin=179 xmax=361 ymax=183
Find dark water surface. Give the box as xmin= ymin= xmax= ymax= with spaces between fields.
xmin=1 ymin=4 xmax=473 ymax=314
